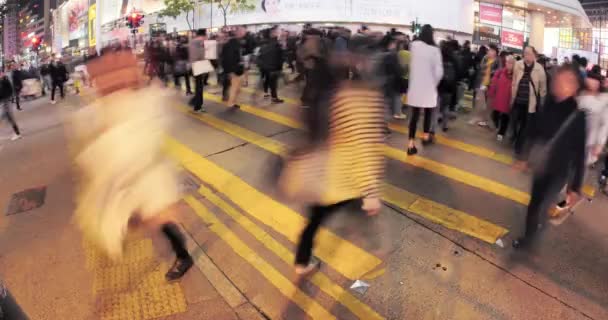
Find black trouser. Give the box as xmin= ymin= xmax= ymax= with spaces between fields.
xmin=191 ymin=74 xmax=204 ymax=111
xmin=409 ymin=107 xmax=433 ymax=139
xmin=51 ymin=81 xmax=64 ymax=101
xmin=492 ymin=110 xmax=510 ymax=136
xmin=14 ymin=90 xmax=21 ymax=109
xmin=174 ymin=72 xmax=192 ymax=94
xmin=512 ymin=102 xmax=535 ymax=157
xmin=602 ymin=155 xmax=608 ymax=177
xmin=524 ymin=172 xmax=567 ymax=238
xmin=1 ymin=100 xmax=20 ymax=135
xmin=222 ymin=72 xmax=231 ymax=100
xmin=161 ymin=222 xmax=190 ymax=260
xmin=264 ymin=71 xmax=279 ymax=99
xmin=295 ymin=199 xmax=360 ymax=265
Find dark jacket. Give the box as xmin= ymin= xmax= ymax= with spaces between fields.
xmin=11 ymin=70 xmax=24 ymax=92
xmin=40 ymin=64 xmax=51 ymax=76
xmin=527 ymin=96 xmax=587 ymax=193
xmin=221 ymin=38 xmax=242 ymax=74
xmin=50 ymin=63 xmax=68 ymax=83
xmin=258 ymin=38 xmax=284 ymax=72
xmin=0 ymin=76 xmax=14 ymax=100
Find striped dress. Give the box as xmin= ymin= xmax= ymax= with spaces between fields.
xmin=288 ymin=82 xmax=385 ymax=205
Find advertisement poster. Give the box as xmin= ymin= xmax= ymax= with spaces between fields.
xmin=89 ymin=4 xmax=97 ymax=47
xmin=61 ymin=4 xmax=70 ymax=48
xmin=473 ymin=24 xmax=501 ymax=45
xmin=501 ymin=28 xmax=524 ymax=50
xmin=479 ymin=2 xmax=502 ymax=26
xmin=68 ymin=0 xmax=88 ymax=40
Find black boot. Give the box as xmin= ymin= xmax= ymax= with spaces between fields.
xmin=161 ymin=223 xmax=193 ymax=282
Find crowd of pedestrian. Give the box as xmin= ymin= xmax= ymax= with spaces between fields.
xmin=61 ymin=21 xmax=608 ymax=281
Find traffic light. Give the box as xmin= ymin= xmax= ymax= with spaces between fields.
xmin=31 ymin=37 xmax=41 ymax=51
xmin=126 ymin=12 xmax=144 ymax=30
xmin=410 ymin=20 xmax=421 ymax=35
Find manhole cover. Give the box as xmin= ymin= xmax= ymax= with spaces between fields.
xmin=5 ymin=186 xmax=47 ymax=215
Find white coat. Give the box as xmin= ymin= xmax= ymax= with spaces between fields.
xmin=407 ymin=40 xmax=443 ymax=108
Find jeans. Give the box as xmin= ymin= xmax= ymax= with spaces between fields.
xmin=42 ymin=75 xmax=52 ymax=95
xmin=51 ymin=82 xmax=64 ymax=101
xmin=295 ymin=199 xmax=360 ymax=265
xmin=1 ymin=100 xmax=20 ymax=135
xmin=409 ymin=107 xmax=433 ymax=139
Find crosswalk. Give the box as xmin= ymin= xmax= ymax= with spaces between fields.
xmin=155 ymin=81 xmax=568 ymax=318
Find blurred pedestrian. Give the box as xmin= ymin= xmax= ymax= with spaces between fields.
xmin=511 ymin=46 xmax=547 ymax=158
xmin=0 ymin=70 xmax=21 ymax=141
xmin=50 ymin=58 xmax=68 ymax=104
xmin=173 ymin=36 xmax=192 ymax=95
xmin=488 ymin=55 xmax=515 ymax=141
xmin=577 ymin=68 xmax=608 ymax=166
xmin=436 ymin=40 xmax=458 ymax=132
xmin=279 ymin=41 xmax=385 ymax=276
xmin=379 ymin=36 xmax=405 ymax=120
xmin=406 ymin=24 xmax=443 ymax=155
xmin=11 ymin=64 xmax=24 ymax=111
xmin=220 ymin=26 xmax=246 ymax=108
xmin=40 ymin=61 xmax=52 ymax=96
xmin=78 ymin=49 xmax=193 ymax=281
xmin=513 ymin=65 xmax=586 ymax=248
xmin=470 ymin=44 xmax=499 ymax=127
xmin=189 ymin=28 xmax=208 ymax=113
xmin=258 ymin=26 xmax=285 ymax=104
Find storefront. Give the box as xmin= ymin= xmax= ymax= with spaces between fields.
xmin=473 ymin=2 xmax=531 ymax=52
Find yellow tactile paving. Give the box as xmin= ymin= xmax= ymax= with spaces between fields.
xmin=82 ymin=237 xmax=187 ymax=320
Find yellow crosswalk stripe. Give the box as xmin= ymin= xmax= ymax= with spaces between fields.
xmin=184 ymin=196 xmax=336 ymax=320
xmin=195 ymin=96 xmax=531 ymax=206
xmin=197 ymin=185 xmax=385 ymax=320
xmin=236 ymin=87 xmax=511 ymax=164
xmin=169 ymin=107 xmax=509 ymax=244
xmin=166 ymin=136 xmax=382 ymax=279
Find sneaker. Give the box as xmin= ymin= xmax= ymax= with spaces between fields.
xmin=271 ymin=98 xmax=284 ymax=104
xmin=600 ymin=175 xmax=607 ymax=187
xmin=295 ymin=260 xmax=320 ymax=277
xmin=393 ymin=113 xmax=407 ymax=120
xmin=497 ymin=134 xmax=504 ymax=142
xmin=477 ymin=121 xmax=489 ymax=128
xmin=263 ymin=94 xmax=271 ymax=98
xmin=51 ymin=100 xmax=57 ymax=105
xmin=165 ymin=256 xmax=194 ymax=282
xmin=232 ymin=104 xmax=241 ymax=109
xmin=10 ymin=134 xmax=21 ymax=141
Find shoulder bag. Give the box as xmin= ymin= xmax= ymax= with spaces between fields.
xmin=528 ymin=111 xmax=579 ymax=174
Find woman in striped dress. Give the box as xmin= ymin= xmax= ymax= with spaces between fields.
xmin=288 ymin=37 xmax=386 ymax=275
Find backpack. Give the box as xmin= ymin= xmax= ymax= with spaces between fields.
xmin=442 ymin=59 xmax=457 ymax=88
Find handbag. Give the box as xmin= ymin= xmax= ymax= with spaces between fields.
xmin=277 ymin=145 xmax=328 ymax=203
xmin=528 ymin=112 xmax=579 ymax=174
xmin=192 ymin=60 xmax=214 ymax=76
xmin=174 ymin=60 xmax=187 ymax=76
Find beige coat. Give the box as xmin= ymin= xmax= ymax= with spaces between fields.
xmin=511 ymin=60 xmax=547 ymax=113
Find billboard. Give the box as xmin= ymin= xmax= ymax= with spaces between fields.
xmin=68 ymin=0 xmax=88 ymax=40
xmin=501 ymin=28 xmax=524 ymax=50
xmin=100 ymin=0 xmax=165 ymax=25
xmin=89 ymin=4 xmax=97 ymax=47
xmin=479 ymin=2 xmax=502 ymax=26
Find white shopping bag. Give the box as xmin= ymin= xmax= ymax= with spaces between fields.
xmin=203 ymin=40 xmax=217 ymax=60
xmin=192 ymin=60 xmax=214 ymax=76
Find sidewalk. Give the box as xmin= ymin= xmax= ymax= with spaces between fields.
xmin=0 ymin=96 xmax=255 ymax=320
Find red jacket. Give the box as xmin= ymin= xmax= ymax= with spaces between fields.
xmin=488 ymin=68 xmax=513 ymax=113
